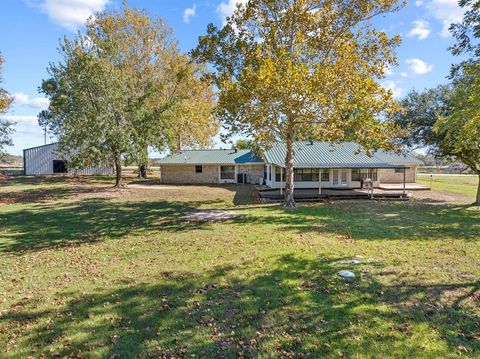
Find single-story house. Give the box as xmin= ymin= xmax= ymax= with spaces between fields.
xmin=158 ymin=141 xmax=422 ymax=188
xmin=23 ymin=143 xmax=114 ymax=176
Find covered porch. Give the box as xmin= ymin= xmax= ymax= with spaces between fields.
xmin=264 ymin=164 xmax=411 ymax=191
xmin=258 ymin=187 xmax=410 ymax=201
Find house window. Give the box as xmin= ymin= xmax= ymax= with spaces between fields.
xmin=53 ymin=160 xmax=68 ymax=173
xmin=351 ymin=169 xmax=377 ymax=181
xmin=220 ymin=165 xmax=235 ymax=180
xmin=395 ymin=168 xmax=405 ymax=173
xmin=294 ymin=168 xmax=319 ymax=182
xmin=321 ymin=169 xmax=330 ymax=182
xmin=275 ymin=167 xmax=286 ymax=182
xmin=195 ymin=165 xmax=203 ymax=173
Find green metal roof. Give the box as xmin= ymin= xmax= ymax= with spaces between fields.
xmin=372 ymin=149 xmax=422 ymax=164
xmin=157 ymin=149 xmax=263 ymax=165
xmin=263 ymin=142 xmax=413 ymax=169
xmin=158 ymin=142 xmax=419 ymax=168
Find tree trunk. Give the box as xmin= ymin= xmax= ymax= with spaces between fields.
xmin=475 ymin=174 xmax=480 ymax=206
xmin=137 ymin=144 xmax=149 ymax=179
xmin=283 ymin=135 xmax=295 ymax=208
xmin=176 ymin=134 xmax=182 ymax=153
xmin=137 ymin=164 xmax=148 ymax=179
xmin=114 ymin=156 xmax=122 ymax=188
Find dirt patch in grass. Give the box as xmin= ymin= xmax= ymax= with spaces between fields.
xmin=126 ymin=184 xmax=182 ymax=190
xmin=181 ymin=209 xmax=241 ymax=222
xmin=0 ymin=177 xmax=134 ymax=204
xmin=410 ymin=189 xmax=474 ymax=205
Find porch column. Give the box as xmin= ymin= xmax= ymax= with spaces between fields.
xmin=318 ymin=168 xmax=322 ymax=195
xmin=403 ymin=167 xmax=406 ymax=197
xmin=280 ymin=166 xmax=283 ymax=195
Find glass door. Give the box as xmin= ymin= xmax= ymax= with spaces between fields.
xmin=332 ymin=169 xmax=339 ymax=185
xmin=341 ymin=170 xmax=348 ymax=186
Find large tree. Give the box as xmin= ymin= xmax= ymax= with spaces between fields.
xmin=90 ymin=7 xmax=178 ymax=178
xmin=193 ymin=0 xmax=404 ymax=207
xmin=163 ymin=57 xmax=218 ymax=153
xmin=393 ymin=85 xmax=452 ymax=155
xmin=435 ymin=67 xmax=480 ymax=205
xmin=41 ymin=5 xmax=216 ymax=185
xmin=0 ymin=53 xmax=13 ymax=158
xmin=41 ymin=38 xmax=133 ymax=186
xmin=439 ymin=0 xmax=480 ymax=205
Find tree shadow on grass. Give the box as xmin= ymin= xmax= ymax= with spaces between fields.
xmin=1 ymin=196 xmax=478 ymax=254
xmin=1 ymin=254 xmax=478 ymax=358
xmin=231 ymin=202 xmax=480 ymax=241
xmin=0 ymin=175 xmax=117 ymax=188
xmin=125 ymin=180 xmax=261 ymax=207
xmin=0 ymin=186 xmax=113 ymax=205
xmin=0 ymin=198 xmax=224 ymax=254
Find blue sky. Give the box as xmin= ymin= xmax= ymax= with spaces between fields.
xmin=0 ymin=0 xmax=468 ymax=156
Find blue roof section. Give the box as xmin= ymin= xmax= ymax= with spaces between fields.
xmin=157 ymin=149 xmax=263 ymax=165
xmin=263 ymin=142 xmax=415 ymax=168
xmin=158 ymin=142 xmax=419 ymax=168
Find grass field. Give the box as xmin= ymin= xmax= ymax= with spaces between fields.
xmin=0 ymin=176 xmax=479 ymax=358
xmin=418 ymin=174 xmax=479 ymax=199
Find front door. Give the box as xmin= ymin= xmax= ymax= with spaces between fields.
xmin=332 ymin=169 xmax=348 ymax=187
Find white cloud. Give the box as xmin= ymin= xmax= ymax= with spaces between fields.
xmin=406 ymin=58 xmax=434 ymax=75
xmin=217 ymin=0 xmax=248 ymax=25
xmin=0 ymin=115 xmax=38 ymax=125
xmin=401 ymin=72 xmax=409 ymax=77
xmin=407 ymin=20 xmax=431 ymax=40
xmin=183 ymin=4 xmax=197 ymax=24
xmin=415 ymin=1 xmax=423 ymax=6
xmin=37 ymin=0 xmax=109 ymax=31
xmin=383 ymin=80 xmax=404 ymax=99
xmin=384 ymin=64 xmax=394 ymax=76
xmin=12 ymin=93 xmax=50 ymax=110
xmin=424 ymin=0 xmax=466 ymax=37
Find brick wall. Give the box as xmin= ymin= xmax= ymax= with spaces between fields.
xmin=378 ymin=166 xmax=417 ymax=183
xmin=160 ymin=164 xmax=219 ymax=184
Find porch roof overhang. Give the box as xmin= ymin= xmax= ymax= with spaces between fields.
xmin=271 ymin=163 xmax=409 ymax=169
xmin=264 ymin=142 xmax=413 ymax=170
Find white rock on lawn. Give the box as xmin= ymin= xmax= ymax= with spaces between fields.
xmin=338 ymin=270 xmax=355 ymax=279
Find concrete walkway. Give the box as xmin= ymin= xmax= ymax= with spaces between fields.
xmin=379 ymin=183 xmax=429 ymax=190
xmin=181 ymin=210 xmax=241 ymax=222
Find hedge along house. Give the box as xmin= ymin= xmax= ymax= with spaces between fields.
xmin=158 ymin=141 xmax=422 ymax=188
xmin=23 ymin=143 xmax=114 ymax=176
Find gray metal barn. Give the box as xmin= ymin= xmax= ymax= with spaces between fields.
xmin=23 ymin=143 xmax=114 ymax=176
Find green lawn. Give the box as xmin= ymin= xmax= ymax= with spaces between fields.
xmin=0 ymin=176 xmax=479 ymax=358
xmin=418 ymin=174 xmax=479 ymax=199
